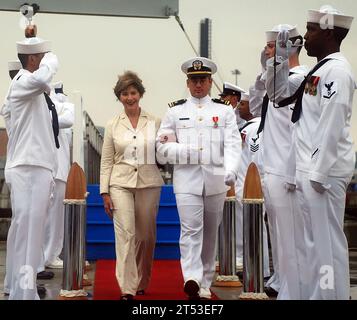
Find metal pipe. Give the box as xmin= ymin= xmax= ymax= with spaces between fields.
xmin=218 ymin=197 xmax=236 ymax=276
xmin=60 ymin=162 xmax=88 ymax=298
xmin=62 ymin=203 xmax=86 ymax=291
xmin=242 ymin=202 xmax=264 ymax=293
xmin=239 ymin=163 xmax=268 ymax=300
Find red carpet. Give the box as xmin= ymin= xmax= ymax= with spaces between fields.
xmin=93 ymin=260 xmax=218 ymax=300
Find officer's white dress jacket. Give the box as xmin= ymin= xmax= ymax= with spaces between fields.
xmin=295 ymin=53 xmax=356 ymax=183
xmin=50 ymin=92 xmax=74 ymax=182
xmin=5 ymin=62 xmax=58 ymax=175
xmin=156 ymin=95 xmax=241 ymax=196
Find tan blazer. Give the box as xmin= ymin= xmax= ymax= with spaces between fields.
xmin=100 ymin=109 xmax=164 ymax=193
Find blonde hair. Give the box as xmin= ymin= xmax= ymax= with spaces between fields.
xmin=113 ymin=71 xmax=145 ymax=99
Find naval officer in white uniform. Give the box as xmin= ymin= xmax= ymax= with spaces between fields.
xmin=3 ymin=37 xmax=59 ymax=300
xmin=156 ymin=57 xmax=241 ymax=300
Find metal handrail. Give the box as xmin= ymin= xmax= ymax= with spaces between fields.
xmin=83 ymin=111 xmax=103 ymax=185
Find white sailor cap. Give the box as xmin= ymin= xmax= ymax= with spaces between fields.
xmin=241 ymin=92 xmax=250 ymax=102
xmin=266 ymin=24 xmax=301 ymax=42
xmin=219 ymin=82 xmax=245 ymax=97
xmin=8 ymin=60 xmax=22 ymax=71
xmin=181 ymin=57 xmax=217 ymax=77
xmin=307 ymin=5 xmax=354 ymax=30
xmin=16 ymin=37 xmax=51 ymax=54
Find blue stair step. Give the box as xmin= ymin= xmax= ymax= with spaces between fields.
xmin=86 ymin=185 xmax=181 ymax=260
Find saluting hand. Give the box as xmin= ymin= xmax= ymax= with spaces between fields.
xmin=102 ymin=193 xmax=114 ymax=219
xmin=276 ymin=30 xmax=292 ymax=62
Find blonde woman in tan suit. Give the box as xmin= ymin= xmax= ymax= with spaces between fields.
xmin=100 ymin=71 xmax=164 ymax=300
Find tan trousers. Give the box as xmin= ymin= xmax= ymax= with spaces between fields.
xmin=110 ymin=186 xmax=161 ymax=296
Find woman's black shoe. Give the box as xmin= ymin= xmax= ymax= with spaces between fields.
xmin=120 ymin=294 xmax=134 ymax=300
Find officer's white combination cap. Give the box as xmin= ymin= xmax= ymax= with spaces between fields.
xmin=181 ymin=57 xmax=217 ymax=76
xmin=307 ymin=5 xmax=354 ymax=30
xmin=220 ymin=82 xmax=245 ymax=96
xmin=266 ymin=24 xmax=300 ymax=42
xmin=241 ymin=92 xmax=250 ymax=101
xmin=8 ymin=60 xmax=22 ymax=71
xmin=16 ymin=37 xmax=51 ymax=54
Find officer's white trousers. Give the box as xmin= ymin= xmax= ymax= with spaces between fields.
xmin=296 ymin=171 xmax=351 ymax=300
xmin=44 ymin=180 xmax=66 ymax=265
xmin=175 ymin=192 xmax=226 ymax=289
xmin=4 ymin=166 xmax=53 ymax=300
xmin=264 ymin=173 xmax=305 ymax=299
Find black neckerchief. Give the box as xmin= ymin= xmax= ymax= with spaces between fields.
xmin=43 ymin=93 xmax=60 ymax=149
xmin=278 ymin=58 xmax=332 ymax=123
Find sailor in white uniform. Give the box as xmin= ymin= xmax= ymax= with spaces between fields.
xmin=281 ymin=6 xmax=356 ymax=300
xmin=156 ymin=57 xmax=241 ymax=300
xmin=259 ymin=24 xmax=309 ymax=299
xmin=41 ymin=82 xmax=74 ymax=269
xmin=219 ymin=82 xmax=246 ymax=129
xmin=219 ymin=83 xmax=245 ymax=272
xmin=235 ymin=93 xmax=270 ymax=278
xmin=3 ymin=37 xmax=59 ymax=300
xmin=1 ymin=60 xmax=21 ymax=296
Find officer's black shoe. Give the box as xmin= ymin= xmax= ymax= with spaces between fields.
xmin=184 ymin=279 xmax=200 ymax=300
xmin=37 ymin=271 xmax=55 ymax=280
xmin=264 ymin=286 xmax=279 ymax=297
xmin=37 ymin=285 xmax=46 ymax=298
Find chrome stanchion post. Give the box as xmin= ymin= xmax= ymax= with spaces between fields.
xmin=239 ymin=163 xmax=268 ymax=300
xmin=59 ymin=163 xmax=88 ymax=299
xmin=215 ymin=188 xmax=242 ymax=287
xmin=218 ymin=198 xmax=236 ymax=275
